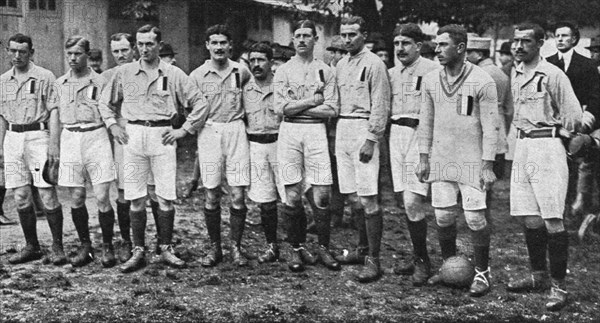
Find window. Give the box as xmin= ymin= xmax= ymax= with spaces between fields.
xmin=1 ymin=0 xmax=18 ymax=8
xmin=29 ymin=0 xmax=55 ymax=10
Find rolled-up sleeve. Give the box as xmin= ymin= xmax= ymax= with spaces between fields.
xmin=366 ymin=61 xmax=391 ymax=142
xmin=552 ymin=72 xmax=583 ymax=132
xmin=98 ymin=69 xmax=121 ymax=128
xmin=321 ymin=67 xmax=339 ymax=117
xmin=478 ymin=78 xmax=500 ymax=161
xmin=181 ymin=74 xmax=209 ymax=133
xmin=418 ymin=74 xmax=435 ymax=155
xmin=273 ymin=66 xmax=288 ymax=117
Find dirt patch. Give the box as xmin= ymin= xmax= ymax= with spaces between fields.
xmin=1 ymin=137 xmax=598 ymax=322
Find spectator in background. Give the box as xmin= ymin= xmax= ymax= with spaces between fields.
xmin=89 ymin=48 xmax=103 ymax=73
xmin=374 ymin=43 xmax=391 ymax=68
xmin=498 ymin=41 xmax=514 ymax=77
xmin=419 ymin=41 xmax=436 ymax=60
xmin=325 ymin=35 xmax=347 ymax=67
xmin=159 ymin=43 xmax=177 ymax=66
xmin=585 ymin=35 xmax=600 ymax=71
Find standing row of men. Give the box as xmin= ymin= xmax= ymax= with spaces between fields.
xmin=1 ymin=17 xmax=585 ymax=312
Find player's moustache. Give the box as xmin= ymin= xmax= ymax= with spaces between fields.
xmin=252 ymin=67 xmax=263 ymax=73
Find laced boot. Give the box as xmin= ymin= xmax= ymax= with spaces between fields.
xmin=119 ymin=246 xmax=146 ymax=273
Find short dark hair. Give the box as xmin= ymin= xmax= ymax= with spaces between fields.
xmin=515 ymin=23 xmax=545 ymax=41
xmin=205 ymin=24 xmax=232 ymax=42
xmin=110 ymin=32 xmax=135 ymax=48
xmin=341 ymin=16 xmax=367 ymax=34
xmin=137 ymin=24 xmax=161 ymax=43
xmin=293 ymin=19 xmax=317 ymax=37
xmin=437 ymin=24 xmax=467 ymax=47
xmin=249 ymin=42 xmax=273 ymax=61
xmin=393 ymin=23 xmax=426 ymax=43
xmin=554 ymin=21 xmax=580 ymax=46
xmin=65 ymin=36 xmax=90 ymax=53
xmin=8 ymin=33 xmax=33 ymax=51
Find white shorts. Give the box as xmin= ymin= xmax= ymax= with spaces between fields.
xmin=248 ymin=140 xmax=286 ymax=204
xmin=432 ymin=181 xmax=487 ymax=211
xmin=389 ymin=124 xmax=429 ymax=196
xmin=58 ymin=126 xmax=116 ymax=187
xmin=277 ymin=121 xmax=332 ymax=186
xmin=510 ymin=137 xmax=567 ymax=219
xmin=123 ymin=123 xmax=176 ymax=201
xmin=3 ymin=130 xmax=53 ymax=189
xmin=335 ymin=119 xmax=379 ymax=196
xmin=114 ymin=118 xmax=154 ymax=190
xmin=197 ymin=119 xmax=250 ymax=189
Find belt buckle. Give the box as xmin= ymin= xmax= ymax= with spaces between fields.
xmin=144 ymin=120 xmax=152 ymax=127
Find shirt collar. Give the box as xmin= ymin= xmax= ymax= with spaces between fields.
xmin=348 ymin=46 xmax=370 ymax=62
xmin=558 ymin=48 xmax=574 ymax=61
xmin=203 ymin=59 xmax=238 ymax=77
xmin=9 ymin=62 xmax=38 ymax=81
xmin=400 ymin=56 xmax=422 ymax=73
xmin=61 ymin=67 xmax=98 ymax=85
xmin=134 ymin=59 xmax=168 ymax=75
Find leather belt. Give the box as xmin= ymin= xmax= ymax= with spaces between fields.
xmin=517 ymin=127 xmax=559 ymax=139
xmin=247 ymin=133 xmax=278 ymax=144
xmin=8 ymin=122 xmax=48 ymax=132
xmin=391 ymin=118 xmax=420 ymax=128
xmin=338 ymin=115 xmax=369 ymax=120
xmin=283 ymin=117 xmax=325 ymax=124
xmin=64 ymin=124 xmax=104 ymax=133
xmin=129 ymin=119 xmax=171 ymax=127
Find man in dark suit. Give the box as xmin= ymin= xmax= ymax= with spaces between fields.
xmin=547 ymin=22 xmax=600 ymax=217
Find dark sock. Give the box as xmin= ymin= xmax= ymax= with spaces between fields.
xmin=438 ymin=223 xmax=457 ymax=259
xmin=260 ymin=202 xmax=278 ymax=244
xmin=285 ymin=204 xmax=306 ymax=248
xmin=365 ymin=209 xmax=383 ymax=258
xmin=150 ymin=199 xmax=160 ymax=244
xmin=230 ymin=206 xmax=247 ymax=247
xmin=98 ymin=208 xmax=115 ymax=244
xmin=0 ymin=186 xmax=6 ymax=216
xmin=471 ymin=225 xmax=491 ymax=270
xmin=45 ymin=206 xmax=64 ymax=246
xmin=314 ymin=207 xmax=331 ymax=247
xmin=548 ymin=231 xmax=569 ymax=280
xmin=407 ymin=217 xmax=429 ymax=261
xmin=18 ymin=205 xmax=39 ymax=247
xmin=71 ymin=206 xmax=90 ymax=244
xmin=525 ymin=227 xmax=548 ymax=272
xmin=353 ymin=207 xmax=368 ymax=248
xmin=116 ymin=200 xmax=131 ymax=242
xmin=157 ymin=208 xmax=175 ymax=246
xmin=129 ymin=209 xmax=147 ymax=247
xmin=204 ymin=206 xmax=222 ymax=245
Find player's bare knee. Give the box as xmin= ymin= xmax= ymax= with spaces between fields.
xmin=313 ymin=185 xmax=331 ymax=209
xmin=435 ymin=207 xmax=457 ymax=227
xmin=544 ymin=218 xmax=565 ymax=233
xmin=464 ymin=210 xmax=487 ymax=231
xmin=70 ymin=187 xmax=87 ymax=208
xmin=404 ymin=191 xmax=426 ymax=222
xmin=523 ymin=215 xmax=545 ymax=229
xmin=156 ymin=196 xmax=173 ymax=211
xmin=231 ymin=187 xmax=246 ymax=209
xmin=205 ymin=187 xmax=222 ymax=209
xmin=130 ymin=197 xmax=146 ymax=212
xmin=360 ymin=195 xmax=378 ymax=214
xmin=13 ymin=186 xmax=33 ymax=209
xmin=38 ymin=187 xmax=60 ymax=210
